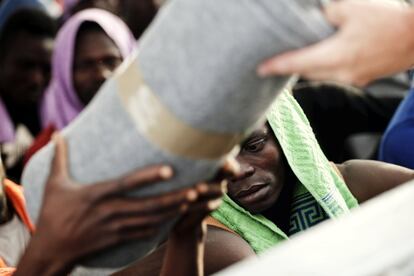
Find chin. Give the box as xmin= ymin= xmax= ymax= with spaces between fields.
xmin=244 ymin=202 xmax=272 ymax=214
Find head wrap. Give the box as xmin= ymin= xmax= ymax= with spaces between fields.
xmin=40 ymin=8 xmax=135 ymax=129
xmin=212 ymin=90 xmax=359 ymax=253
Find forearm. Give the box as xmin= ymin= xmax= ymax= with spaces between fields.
xmin=14 ymin=234 xmax=74 ymax=276
xmin=160 ymin=234 xmax=203 ymax=276
xmin=337 ymin=160 xmax=414 ymax=203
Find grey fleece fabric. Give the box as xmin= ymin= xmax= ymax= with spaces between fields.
xmin=23 ymin=0 xmax=333 ymax=268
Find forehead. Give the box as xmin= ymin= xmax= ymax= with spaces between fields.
xmin=4 ymin=31 xmax=54 ymax=59
xmin=74 ymin=29 xmax=120 ymax=60
xmin=246 ymin=123 xmax=270 ymax=140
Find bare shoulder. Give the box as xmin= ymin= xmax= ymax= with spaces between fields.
xmin=204 ymin=226 xmax=256 ymax=275
xmin=335 ymin=160 xmax=414 ymax=202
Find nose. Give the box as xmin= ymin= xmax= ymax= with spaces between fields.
xmin=230 ymin=158 xmax=255 ymax=182
xmin=29 ymin=68 xmax=47 ymax=89
xmin=93 ymin=63 xmax=113 ymax=82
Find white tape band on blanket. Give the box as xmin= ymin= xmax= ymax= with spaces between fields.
xmin=115 ymin=57 xmax=245 ymax=160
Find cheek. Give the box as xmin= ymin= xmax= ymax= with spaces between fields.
xmin=261 ymin=146 xmax=282 ymax=172
xmin=2 ymin=63 xmax=18 ymax=81
xmin=73 ymin=71 xmax=90 ymax=90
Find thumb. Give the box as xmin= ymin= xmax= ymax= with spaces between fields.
xmin=324 ymin=0 xmax=352 ymax=27
xmin=50 ymin=132 xmax=69 ymax=180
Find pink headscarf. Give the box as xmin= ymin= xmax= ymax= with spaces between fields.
xmin=41 ymin=8 xmax=135 ymax=129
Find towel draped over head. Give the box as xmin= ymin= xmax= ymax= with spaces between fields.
xmin=212 ymin=90 xmax=359 ymax=254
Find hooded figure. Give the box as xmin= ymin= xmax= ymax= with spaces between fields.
xmin=40 ymin=8 xmax=135 ymax=130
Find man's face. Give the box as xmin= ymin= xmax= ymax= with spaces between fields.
xmin=73 ymin=29 xmax=122 ymax=106
xmin=0 ymin=32 xmax=53 ymax=109
xmin=227 ymin=124 xmax=286 ymax=214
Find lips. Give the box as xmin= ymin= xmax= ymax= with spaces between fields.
xmin=235 ymin=183 xmax=270 ymax=205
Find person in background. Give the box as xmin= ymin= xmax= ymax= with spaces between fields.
xmin=293 ymin=79 xmax=408 ymax=162
xmin=62 ymin=0 xmax=161 ymax=39
xmin=0 ymin=8 xmax=56 ymax=181
xmin=25 ymin=8 xmax=135 ymax=163
xmin=379 ymin=87 xmax=414 ymax=169
xmin=62 ymin=0 xmax=119 ymax=19
xmin=0 ymin=0 xmax=46 ymax=30
xmin=41 ymin=8 xmax=135 ymax=129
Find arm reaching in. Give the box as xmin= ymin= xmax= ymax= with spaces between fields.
xmin=14 ymin=134 xmax=196 ymax=276
xmin=258 ymin=1 xmax=414 ymax=86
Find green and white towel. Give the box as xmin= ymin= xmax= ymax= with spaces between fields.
xmin=212 ymin=90 xmax=358 ymax=254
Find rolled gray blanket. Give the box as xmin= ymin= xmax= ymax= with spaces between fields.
xmin=23 ymin=0 xmax=333 ymax=268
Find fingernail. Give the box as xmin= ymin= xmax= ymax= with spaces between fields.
xmin=221 ymin=180 xmax=228 ymax=194
xmin=186 ymin=189 xmax=198 ymax=202
xmin=197 ymin=183 xmax=209 ymax=194
xmin=159 ymin=166 xmax=173 ymax=179
xmin=225 ymin=156 xmax=241 ymax=176
xmin=208 ymin=199 xmax=223 ymax=211
xmin=51 ymin=131 xmax=59 ymax=142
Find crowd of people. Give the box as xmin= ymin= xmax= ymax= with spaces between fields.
xmin=0 ymin=0 xmax=414 ymax=275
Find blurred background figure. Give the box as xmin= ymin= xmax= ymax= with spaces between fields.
xmin=0 ymin=7 xmax=56 ymax=182
xmin=24 ymin=9 xmax=135 ymax=163
xmin=0 ymin=0 xmax=46 ymax=29
xmin=62 ymin=0 xmax=162 ymax=38
xmin=293 ymin=76 xmax=409 ymax=163
xmin=41 ymin=8 xmax=135 ymax=129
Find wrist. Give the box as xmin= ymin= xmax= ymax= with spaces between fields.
xmin=14 ymin=233 xmax=74 ymax=276
xmin=404 ymin=8 xmax=414 ymax=66
xmin=170 ymin=226 xmax=205 ymax=245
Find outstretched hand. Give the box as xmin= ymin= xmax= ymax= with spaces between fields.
xmin=160 ymin=157 xmax=240 ymax=276
xmin=257 ymin=1 xmax=414 ymax=86
xmin=15 ymin=133 xmax=196 ymax=276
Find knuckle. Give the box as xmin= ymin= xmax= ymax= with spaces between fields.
xmin=111 ymin=222 xmax=124 ymax=234
xmin=98 ymin=207 xmax=114 ymax=221
xmin=81 ymin=188 xmax=97 ymax=203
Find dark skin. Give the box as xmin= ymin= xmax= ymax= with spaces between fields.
xmin=67 ymin=0 xmax=159 ymax=39
xmin=73 ymin=28 xmax=123 ymax=106
xmin=123 ymin=123 xmax=414 ymax=275
xmin=0 ymin=31 xmax=53 ymax=135
xmin=11 ymin=134 xmax=230 ymax=276
xmin=12 ymin=134 xmax=198 ymax=276
xmin=204 ymin=123 xmax=414 ymax=274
